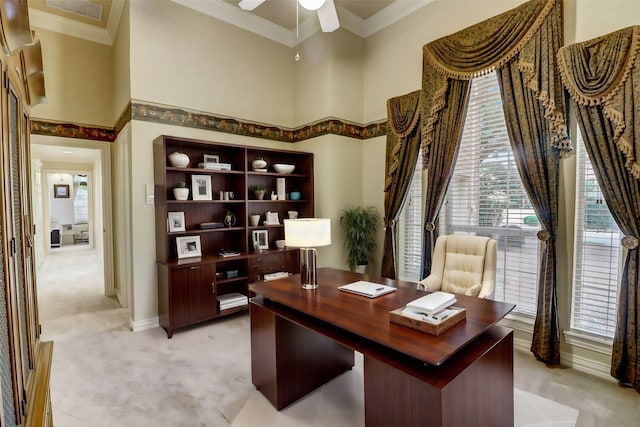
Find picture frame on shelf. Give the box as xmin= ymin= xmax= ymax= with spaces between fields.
xmin=192 ymin=175 xmax=212 ymax=200
xmin=168 ymin=212 xmax=185 ymax=232
xmin=266 ymin=211 xmax=280 ymax=225
xmin=54 ymin=184 xmax=70 ymax=198
xmin=252 ymin=230 xmax=269 ymax=250
xmin=203 ymin=154 xmax=219 ymax=163
xmin=176 ymin=235 xmax=202 ymax=259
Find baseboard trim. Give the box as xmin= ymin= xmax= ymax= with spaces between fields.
xmin=513 ymin=334 xmax=614 ymax=382
xmin=559 ymin=350 xmax=614 ymax=382
xmin=131 ymin=317 xmax=159 ymax=332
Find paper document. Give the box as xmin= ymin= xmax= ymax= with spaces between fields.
xmin=338 ymin=281 xmax=397 ymax=298
xmin=405 ymin=291 xmax=456 ymax=314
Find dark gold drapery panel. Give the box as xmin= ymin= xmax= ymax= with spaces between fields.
xmin=498 ymin=61 xmax=561 ymax=364
xmin=421 ymin=80 xmax=470 ymax=277
xmin=558 ymin=26 xmax=640 ymax=391
xmin=420 ymin=0 xmax=568 ymax=364
xmin=382 ymin=91 xmax=421 ymax=279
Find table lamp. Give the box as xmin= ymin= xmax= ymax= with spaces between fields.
xmin=284 ymin=218 xmax=331 ymax=289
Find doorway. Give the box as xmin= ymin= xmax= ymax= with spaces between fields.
xmin=48 ymin=172 xmax=91 ymax=249
xmin=30 ymin=136 xmax=115 ymax=301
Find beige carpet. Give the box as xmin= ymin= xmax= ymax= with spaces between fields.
xmin=38 ymin=247 xmax=252 ymax=426
xmin=36 ymin=246 xmax=637 ymax=426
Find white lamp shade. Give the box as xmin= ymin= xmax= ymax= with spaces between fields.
xmin=285 ymin=218 xmax=331 ymax=248
xmin=298 ymin=0 xmax=326 ymax=11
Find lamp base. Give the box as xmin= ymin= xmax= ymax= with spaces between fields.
xmin=299 ymin=247 xmax=317 ymax=289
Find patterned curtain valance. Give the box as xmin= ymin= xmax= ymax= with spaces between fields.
xmin=558 ymin=26 xmax=640 ymax=180
xmin=385 ymin=90 xmax=421 ymax=191
xmin=421 ymin=0 xmax=569 ymax=158
xmin=387 ymin=90 xmax=421 ymax=139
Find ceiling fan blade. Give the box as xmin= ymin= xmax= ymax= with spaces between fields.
xmin=317 ymin=0 xmax=339 ymax=32
xmin=238 ymin=0 xmax=266 ymax=11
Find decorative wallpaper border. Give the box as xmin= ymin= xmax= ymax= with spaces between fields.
xmin=31 ymin=101 xmax=388 ymax=143
xmin=31 ymin=120 xmax=116 ymax=141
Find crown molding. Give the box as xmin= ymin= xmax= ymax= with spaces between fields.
xmin=172 ymin=0 xmax=434 ymax=47
xmin=28 ymin=1 xmax=124 ymax=46
xmin=361 ymin=0 xmax=434 ymax=38
xmin=173 ymin=0 xmax=296 ymax=46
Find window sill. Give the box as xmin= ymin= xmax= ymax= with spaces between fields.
xmin=497 ymin=312 xmax=535 ymax=334
xmin=563 ymin=330 xmax=613 ymax=355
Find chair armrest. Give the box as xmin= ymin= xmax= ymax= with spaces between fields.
xmin=417 ymin=274 xmax=442 ymax=292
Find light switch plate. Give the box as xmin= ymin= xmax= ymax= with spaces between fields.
xmin=146 ymin=184 xmax=154 ymax=205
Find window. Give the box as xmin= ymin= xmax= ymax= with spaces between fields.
xmin=571 ymin=134 xmax=622 ymax=338
xmin=396 ymin=151 xmax=423 ymax=282
xmin=397 ymin=71 xmax=541 ymax=314
xmin=73 ymin=175 xmax=88 ymax=224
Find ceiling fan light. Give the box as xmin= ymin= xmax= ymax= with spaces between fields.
xmin=298 ymin=0 xmax=326 ymax=11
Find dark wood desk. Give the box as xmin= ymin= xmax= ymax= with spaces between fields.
xmin=249 ymin=267 xmax=515 ymax=426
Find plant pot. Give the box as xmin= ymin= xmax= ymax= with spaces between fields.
xmin=250 ymin=215 xmax=260 ymax=226
xmin=173 ymin=187 xmax=189 ymax=200
xmin=255 ymin=190 xmax=265 ymax=200
xmin=355 ymin=265 xmax=367 ymax=274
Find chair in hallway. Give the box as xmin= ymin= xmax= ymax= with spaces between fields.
xmin=417 ymin=235 xmax=497 ymax=299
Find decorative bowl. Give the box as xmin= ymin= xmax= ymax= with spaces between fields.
xmin=273 ymin=163 xmax=295 ymax=174
xmin=275 ymin=240 xmax=286 ymax=249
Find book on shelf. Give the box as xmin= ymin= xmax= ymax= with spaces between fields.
xmin=218 ymin=249 xmax=241 ymax=257
xmin=198 ymin=162 xmax=232 ymax=170
xmin=218 ymin=292 xmax=248 ymax=310
xmin=277 ymin=177 xmax=285 ymax=200
xmin=200 ymin=222 xmax=224 ymax=229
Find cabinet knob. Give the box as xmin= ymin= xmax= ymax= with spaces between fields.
xmin=190 ymin=266 xmax=199 ymax=270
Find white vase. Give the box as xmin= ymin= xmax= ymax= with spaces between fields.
xmin=250 ymin=215 xmax=260 ymax=226
xmin=173 ymin=187 xmax=189 ymax=200
xmin=168 ymin=152 xmax=190 ymax=168
xmin=252 ymin=158 xmax=267 ymax=170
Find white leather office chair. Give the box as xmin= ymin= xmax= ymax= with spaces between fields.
xmin=417 ymin=235 xmax=497 ymax=299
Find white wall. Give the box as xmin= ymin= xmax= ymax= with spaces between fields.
xmin=30 ymin=28 xmax=114 ymax=126
xmin=129 ymin=0 xmax=296 ymax=127
xmin=113 ymin=0 xmax=131 ymax=121
xmin=48 ymin=173 xmax=74 ymax=226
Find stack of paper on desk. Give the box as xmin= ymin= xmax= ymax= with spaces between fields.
xmin=405 ymin=291 xmax=456 ymax=315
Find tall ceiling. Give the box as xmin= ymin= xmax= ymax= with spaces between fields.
xmin=28 ymin=0 xmax=434 ymax=47
xmin=27 ymin=0 xmax=433 ymax=163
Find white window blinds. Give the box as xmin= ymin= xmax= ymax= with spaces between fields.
xmin=396 ymin=151 xmax=423 ymax=282
xmin=439 ymin=72 xmax=540 ymax=315
xmin=571 ymin=135 xmax=622 ymax=338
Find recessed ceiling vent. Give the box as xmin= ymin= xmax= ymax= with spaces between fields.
xmin=45 ymin=0 xmax=103 ymax=21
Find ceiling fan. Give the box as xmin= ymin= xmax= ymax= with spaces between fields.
xmin=238 ymin=0 xmax=340 ymax=32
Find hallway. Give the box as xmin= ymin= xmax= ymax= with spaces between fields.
xmin=36 ymin=247 xmax=251 ymax=426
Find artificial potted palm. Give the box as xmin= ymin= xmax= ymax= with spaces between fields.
xmin=339 ymin=206 xmax=380 ymax=273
